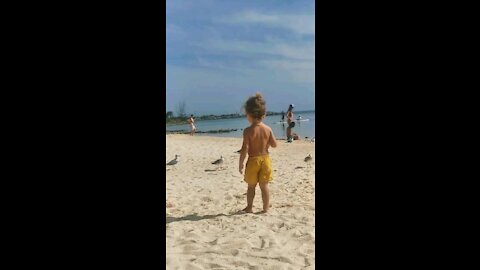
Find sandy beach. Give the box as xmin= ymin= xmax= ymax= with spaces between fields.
xmin=166 ymin=134 xmax=315 ymax=269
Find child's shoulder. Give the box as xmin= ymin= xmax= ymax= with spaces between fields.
xmin=261 ymin=122 xmax=273 ymax=131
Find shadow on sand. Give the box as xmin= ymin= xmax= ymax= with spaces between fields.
xmin=166 ymin=212 xmax=245 ymax=224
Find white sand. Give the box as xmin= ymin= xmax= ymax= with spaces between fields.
xmin=166 ymin=134 xmax=315 ymax=269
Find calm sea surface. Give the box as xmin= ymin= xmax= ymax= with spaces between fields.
xmin=166 ymin=111 xmax=315 ymax=139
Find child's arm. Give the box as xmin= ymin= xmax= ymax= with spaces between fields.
xmin=239 ymin=129 xmax=249 ymax=174
xmin=269 ymin=129 xmax=277 ymax=148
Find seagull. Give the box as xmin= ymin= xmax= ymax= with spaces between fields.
xmin=211 ymin=156 xmax=225 ymax=169
xmin=310 ymin=137 xmax=315 ymax=143
xmin=304 ymin=154 xmax=313 ymax=168
xmin=166 ymin=155 xmax=179 ymax=166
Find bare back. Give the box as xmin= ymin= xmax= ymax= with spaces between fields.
xmin=242 ymin=122 xmax=277 ymax=157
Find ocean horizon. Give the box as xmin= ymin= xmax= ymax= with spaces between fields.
xmin=166 ymin=111 xmax=315 ymax=139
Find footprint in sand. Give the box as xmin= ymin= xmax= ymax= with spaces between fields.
xmin=259 ymin=235 xmax=268 ymax=249
xmin=201 ymin=196 xmax=213 ymax=202
xmin=305 ymin=257 xmax=312 ymax=267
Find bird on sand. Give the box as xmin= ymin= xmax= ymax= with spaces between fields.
xmin=166 ymin=155 xmax=179 ymax=166
xmin=310 ymin=137 xmax=315 ymax=143
xmin=211 ymin=156 xmax=225 ymax=169
xmin=304 ymin=154 xmax=313 ymax=167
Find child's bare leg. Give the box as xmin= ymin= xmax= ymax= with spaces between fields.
xmin=243 ymin=184 xmax=256 ymax=212
xmin=259 ymin=182 xmax=270 ymax=212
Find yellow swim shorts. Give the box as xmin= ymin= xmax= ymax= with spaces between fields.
xmin=244 ymin=155 xmax=273 ymax=185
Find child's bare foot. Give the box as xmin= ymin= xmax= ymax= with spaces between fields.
xmin=238 ymin=207 xmax=253 ymax=213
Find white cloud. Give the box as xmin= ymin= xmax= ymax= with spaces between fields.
xmin=218 ymin=10 xmax=315 ymax=36
xmin=258 ymin=59 xmax=314 ymax=70
xmin=257 ymin=59 xmax=315 ymax=84
xmin=191 ymin=38 xmax=315 ymax=84
xmin=272 ymin=42 xmax=315 ymax=61
xmin=194 ymin=39 xmax=314 ymax=61
xmin=166 ymin=62 xmax=315 ymax=114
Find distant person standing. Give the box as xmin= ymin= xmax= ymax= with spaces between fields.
xmin=187 ymin=114 xmax=196 ymax=136
xmin=286 ymin=104 xmax=295 ymax=142
xmin=281 ymin=110 xmax=286 ymax=136
xmin=286 ymin=104 xmax=294 ymax=124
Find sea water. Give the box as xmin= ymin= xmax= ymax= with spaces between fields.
xmin=166 ymin=111 xmax=315 ymax=139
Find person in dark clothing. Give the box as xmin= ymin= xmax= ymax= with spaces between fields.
xmin=286 ymin=104 xmax=295 ymax=142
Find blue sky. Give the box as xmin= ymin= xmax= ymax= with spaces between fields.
xmin=166 ymin=0 xmax=315 ymax=115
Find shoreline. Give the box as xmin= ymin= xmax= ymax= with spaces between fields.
xmin=166 ymin=110 xmax=315 ymax=124
xmin=166 ymin=128 xmax=240 ymax=135
xmin=166 ymin=132 xmax=314 ymax=140
xmin=166 ymin=112 xmax=316 ymax=139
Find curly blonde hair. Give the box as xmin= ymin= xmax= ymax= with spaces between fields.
xmin=244 ymin=92 xmax=266 ymax=120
